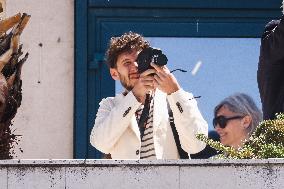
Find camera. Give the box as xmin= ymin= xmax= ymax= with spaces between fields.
xmin=137 ymin=47 xmax=168 ymax=74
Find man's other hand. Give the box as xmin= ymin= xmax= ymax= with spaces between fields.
xmin=151 ymin=63 xmax=180 ymax=95
xmin=132 ymin=69 xmax=156 ymax=103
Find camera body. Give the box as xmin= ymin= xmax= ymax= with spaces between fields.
xmin=137 ymin=47 xmax=168 ymax=74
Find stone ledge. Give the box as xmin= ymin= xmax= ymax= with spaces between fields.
xmin=1 ymin=159 xmax=284 ymax=189
xmin=1 ymin=159 xmax=284 ymax=166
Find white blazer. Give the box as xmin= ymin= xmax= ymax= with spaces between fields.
xmin=90 ymin=89 xmax=208 ymax=159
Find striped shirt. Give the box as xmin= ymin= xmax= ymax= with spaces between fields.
xmin=135 ymin=100 xmax=156 ymax=159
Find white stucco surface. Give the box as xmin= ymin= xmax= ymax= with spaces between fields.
xmin=4 ymin=0 xmax=74 ymax=158
xmin=0 ymin=159 xmax=284 ymax=189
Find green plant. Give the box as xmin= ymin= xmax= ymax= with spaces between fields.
xmin=197 ymin=113 xmax=284 ymax=159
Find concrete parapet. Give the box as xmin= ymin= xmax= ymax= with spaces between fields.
xmin=0 ymin=159 xmax=284 ymax=188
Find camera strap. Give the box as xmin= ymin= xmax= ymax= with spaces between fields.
xmin=138 ymin=94 xmax=152 ymax=139
xmin=138 ymin=95 xmax=189 ymax=159
xmin=167 ymin=102 xmax=189 ymax=159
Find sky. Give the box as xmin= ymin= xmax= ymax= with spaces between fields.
xmin=116 ymin=37 xmax=262 ymax=130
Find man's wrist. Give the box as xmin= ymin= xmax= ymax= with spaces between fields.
xmin=167 ymin=85 xmax=180 ymax=95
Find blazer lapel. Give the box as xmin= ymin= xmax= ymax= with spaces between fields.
xmin=153 ymin=89 xmax=167 ymax=131
xmin=130 ymin=116 xmax=141 ymax=140
xmin=115 ymin=93 xmax=141 ymax=140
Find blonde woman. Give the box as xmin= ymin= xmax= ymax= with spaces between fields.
xmin=213 ymin=93 xmax=262 ymax=149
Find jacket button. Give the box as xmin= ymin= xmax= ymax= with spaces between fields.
xmin=123 ymin=107 xmax=132 ymax=117
xmin=176 ymin=102 xmax=183 ymax=113
xmin=136 ymin=150 xmax=140 ymax=155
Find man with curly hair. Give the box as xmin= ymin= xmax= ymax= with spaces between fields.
xmin=257 ymin=1 xmax=284 ymax=120
xmin=90 ymin=32 xmax=208 ymax=159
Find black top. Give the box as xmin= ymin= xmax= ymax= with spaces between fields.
xmin=190 ymin=130 xmax=220 ymax=159
xmin=257 ymin=15 xmax=284 ymax=120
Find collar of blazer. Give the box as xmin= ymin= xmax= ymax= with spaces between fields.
xmin=115 ymin=89 xmax=168 ymax=140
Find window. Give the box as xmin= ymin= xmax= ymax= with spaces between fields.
xmin=116 ymin=37 xmax=261 ymax=130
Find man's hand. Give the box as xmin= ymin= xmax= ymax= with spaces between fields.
xmin=132 ymin=69 xmax=156 ymax=103
xmin=151 ymin=63 xmax=180 ymax=95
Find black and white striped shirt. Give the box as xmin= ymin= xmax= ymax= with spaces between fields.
xmin=135 ymin=100 xmax=156 ymax=159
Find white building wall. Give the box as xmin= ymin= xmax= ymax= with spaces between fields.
xmin=4 ymin=0 xmax=74 ymax=158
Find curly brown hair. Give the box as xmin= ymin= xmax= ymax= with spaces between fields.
xmin=105 ymin=31 xmax=150 ymax=68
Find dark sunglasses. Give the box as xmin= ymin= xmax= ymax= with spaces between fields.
xmin=213 ymin=115 xmax=244 ymax=129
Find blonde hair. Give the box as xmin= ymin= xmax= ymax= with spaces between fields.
xmin=214 ymin=93 xmax=262 ymax=135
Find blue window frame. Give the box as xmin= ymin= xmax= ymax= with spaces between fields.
xmin=75 ymin=0 xmax=282 ymax=158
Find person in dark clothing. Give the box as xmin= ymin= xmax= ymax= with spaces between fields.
xmin=190 ymin=130 xmax=220 ymax=159
xmin=257 ymin=2 xmax=284 ymax=120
